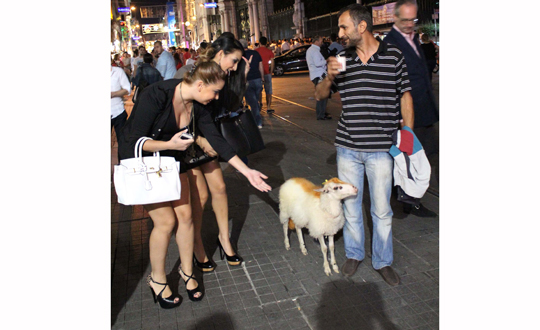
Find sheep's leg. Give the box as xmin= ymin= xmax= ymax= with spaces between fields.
xmin=328 ymin=235 xmax=339 ymax=273
xmin=318 ymin=236 xmax=332 ymax=276
xmin=283 ymin=221 xmax=290 ymax=250
xmin=296 ymin=227 xmax=308 ymax=255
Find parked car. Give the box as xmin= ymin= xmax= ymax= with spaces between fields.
xmin=273 ymin=45 xmax=310 ymax=76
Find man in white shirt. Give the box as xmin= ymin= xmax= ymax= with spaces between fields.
xmin=306 ymin=36 xmax=331 ymax=120
xmin=153 ymin=41 xmax=176 ymax=80
xmin=328 ymin=33 xmax=344 ymax=55
xmin=111 ymin=65 xmax=131 ymax=144
xmin=281 ymin=39 xmax=291 ymax=52
xmin=132 ymin=46 xmax=146 ymax=78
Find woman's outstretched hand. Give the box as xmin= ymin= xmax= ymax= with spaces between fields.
xmin=244 ymin=169 xmax=271 ymax=192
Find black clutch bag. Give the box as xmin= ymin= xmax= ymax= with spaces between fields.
xmin=218 ymin=109 xmax=265 ymax=158
xmin=182 ymin=142 xmax=216 ymax=170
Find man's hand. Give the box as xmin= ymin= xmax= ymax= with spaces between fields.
xmin=243 ymin=55 xmax=253 ymax=78
xmin=326 ymin=57 xmax=341 ymax=81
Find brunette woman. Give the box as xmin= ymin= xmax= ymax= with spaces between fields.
xmin=187 ymin=35 xmax=259 ymax=272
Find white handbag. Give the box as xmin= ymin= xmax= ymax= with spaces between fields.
xmin=114 ymin=137 xmax=181 ymax=205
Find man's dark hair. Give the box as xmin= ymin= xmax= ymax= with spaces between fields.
xmin=259 ymin=36 xmax=268 ymax=46
xmin=133 ymin=49 xmax=139 ymax=57
xmin=199 ymin=41 xmax=208 ymax=49
xmin=330 ymin=33 xmax=338 ymax=42
xmin=154 ymin=40 xmax=162 ymax=47
xmin=338 ymin=4 xmax=373 ymax=33
xmin=143 ymin=53 xmax=153 ymax=63
xmin=395 ymin=0 xmax=418 ymax=16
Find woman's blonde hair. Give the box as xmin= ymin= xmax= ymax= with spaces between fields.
xmin=182 ymin=61 xmax=227 ymax=86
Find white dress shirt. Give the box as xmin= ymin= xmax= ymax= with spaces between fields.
xmin=306 ymin=44 xmax=327 ymax=81
xmin=111 ymin=66 xmax=131 ymax=119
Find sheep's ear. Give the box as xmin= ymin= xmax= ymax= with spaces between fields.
xmin=314 ymin=188 xmax=324 ymax=193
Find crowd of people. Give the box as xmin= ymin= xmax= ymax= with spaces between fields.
xmin=110 ymin=0 xmax=439 ymax=311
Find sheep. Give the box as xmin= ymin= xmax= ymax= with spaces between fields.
xmin=279 ymin=177 xmax=358 ymax=276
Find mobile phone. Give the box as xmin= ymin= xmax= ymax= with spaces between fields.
xmin=180 ymin=133 xmax=193 ymax=140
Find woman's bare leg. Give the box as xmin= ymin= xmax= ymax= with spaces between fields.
xmin=173 ymin=173 xmax=201 ymax=298
xmin=188 ymin=167 xmax=210 ymax=263
xmin=144 ymin=201 xmax=178 ymax=301
xmin=201 ymin=160 xmax=236 ymax=256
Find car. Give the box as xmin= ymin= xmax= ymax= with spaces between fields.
xmin=273 ymin=45 xmax=310 ymax=76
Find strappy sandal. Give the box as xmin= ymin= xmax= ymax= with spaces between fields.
xmin=178 ymin=267 xmax=204 ymax=302
xmin=146 ymin=274 xmax=181 ymax=309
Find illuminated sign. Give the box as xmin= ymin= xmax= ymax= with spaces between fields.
xmin=204 ymin=3 xmax=217 ymax=8
xmin=118 ymin=7 xmax=130 ymax=13
xmin=372 ymin=2 xmax=396 ymax=26
xmin=142 ymin=24 xmax=165 ymax=34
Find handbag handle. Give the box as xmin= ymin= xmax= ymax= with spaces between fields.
xmin=134 ymin=137 xmax=163 ymax=169
xmin=135 ymin=137 xmax=153 ymax=158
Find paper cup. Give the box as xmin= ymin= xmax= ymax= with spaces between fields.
xmin=336 ymin=55 xmax=346 ymax=72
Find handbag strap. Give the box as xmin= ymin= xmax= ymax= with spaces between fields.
xmin=135 ymin=137 xmax=160 ymax=158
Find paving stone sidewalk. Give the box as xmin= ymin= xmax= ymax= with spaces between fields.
xmin=111 ymin=86 xmax=439 ymax=330
xmin=111 ymin=120 xmax=438 ymax=329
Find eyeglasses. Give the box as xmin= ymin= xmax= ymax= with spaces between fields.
xmin=400 ymin=18 xmax=418 ymax=23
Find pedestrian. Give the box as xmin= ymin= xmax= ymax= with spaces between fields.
xmin=132 ymin=53 xmax=163 ymax=87
xmin=275 ymin=40 xmax=282 ymax=56
xmin=130 ymin=49 xmax=139 ymax=80
xmin=328 ymin=32 xmax=344 ymax=56
xmin=187 ymin=35 xmax=269 ymax=273
xmin=281 ymin=38 xmax=291 ymax=52
xmin=117 ymin=61 xmax=271 ymax=309
xmin=183 ymin=47 xmax=191 ymax=63
xmin=111 ymin=62 xmax=131 ymax=146
xmin=132 ymin=45 xmax=146 ymax=77
xmin=315 ymin=3 xmax=414 ymax=286
xmin=383 ymin=0 xmax=438 ymax=217
xmin=173 ymin=52 xmax=182 ymax=70
xmin=153 ymin=41 xmax=176 ymax=80
xmin=239 ymin=38 xmax=264 ymax=128
xmin=256 ymin=36 xmax=275 ymax=113
xmin=121 ymin=52 xmax=132 ymax=80
xmin=112 ymin=53 xmax=122 ymax=67
xmin=306 ymin=35 xmax=332 ymax=120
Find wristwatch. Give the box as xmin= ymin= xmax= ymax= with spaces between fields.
xmin=315 ymin=72 xmax=327 ymax=85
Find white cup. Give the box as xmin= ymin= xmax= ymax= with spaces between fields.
xmin=336 ymin=55 xmax=346 ymax=72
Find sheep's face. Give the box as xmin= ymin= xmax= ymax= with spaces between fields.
xmin=315 ymin=178 xmax=358 ymax=200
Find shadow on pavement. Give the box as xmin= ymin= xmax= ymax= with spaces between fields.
xmin=315 ymin=280 xmax=400 ymax=330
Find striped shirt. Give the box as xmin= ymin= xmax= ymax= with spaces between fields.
xmin=332 ymin=41 xmax=411 ymax=152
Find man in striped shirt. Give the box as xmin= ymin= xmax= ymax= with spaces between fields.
xmin=315 ymin=4 xmax=414 ymax=286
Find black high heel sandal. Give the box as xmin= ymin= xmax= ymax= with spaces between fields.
xmin=146 ymin=274 xmax=181 ymax=309
xmin=217 ymin=239 xmax=243 ymax=266
xmin=193 ymin=254 xmax=215 ymax=272
xmin=178 ymin=267 xmax=204 ymax=302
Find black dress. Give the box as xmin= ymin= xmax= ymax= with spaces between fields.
xmin=118 ymin=79 xmax=237 ymax=173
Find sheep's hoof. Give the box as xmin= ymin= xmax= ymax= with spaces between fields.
xmin=285 ymin=243 xmax=290 ymax=250
xmin=333 ymin=265 xmax=340 ymax=273
xmin=301 ymin=248 xmax=308 ymax=255
xmin=324 ymin=267 xmax=332 ymax=276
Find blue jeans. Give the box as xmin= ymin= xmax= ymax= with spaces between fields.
xmin=316 ymin=98 xmax=328 ymax=119
xmin=336 ymin=147 xmax=394 ymax=270
xmin=245 ymin=79 xmax=263 ymax=126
